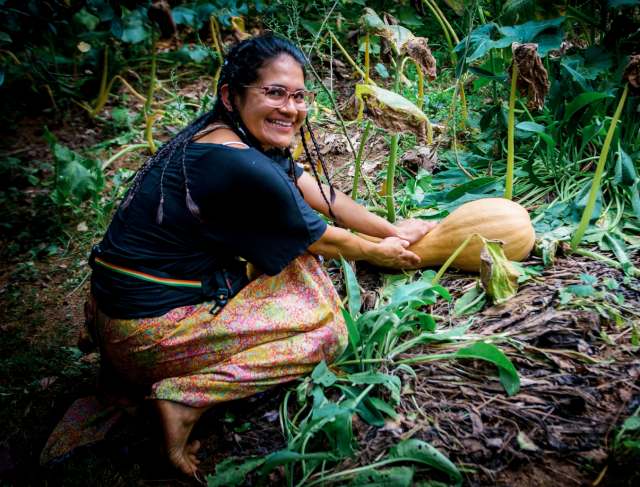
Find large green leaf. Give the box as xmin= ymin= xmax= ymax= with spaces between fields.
xmin=311 ymin=361 xmax=337 ymax=387
xmin=388 ymin=439 xmax=462 ymax=484
xmin=111 ymin=8 xmax=150 ymax=44
xmin=453 ymin=342 xmax=520 ymax=396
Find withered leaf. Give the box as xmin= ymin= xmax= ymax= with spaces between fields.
xmin=509 ymin=43 xmax=550 ymax=111
xmin=622 ymin=53 xmax=640 ymax=96
xmin=403 ymin=37 xmax=437 ymax=81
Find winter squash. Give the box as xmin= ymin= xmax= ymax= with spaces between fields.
xmin=363 ymin=198 xmax=536 ymax=271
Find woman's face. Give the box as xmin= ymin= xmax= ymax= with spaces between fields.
xmin=233 ymin=54 xmax=307 ymax=150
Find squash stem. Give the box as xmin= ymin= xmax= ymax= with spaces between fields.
xmin=505 ymin=62 xmax=518 ymax=200
xmin=328 ymin=30 xmax=367 ymax=80
xmin=571 ymin=83 xmax=629 ymax=250
xmin=385 ymin=61 xmax=402 ymax=222
xmin=432 ymin=233 xmax=478 ymax=284
xmin=352 ymin=120 xmax=372 ymax=200
xmin=422 ymin=0 xmax=456 ymax=63
xmin=144 ymin=31 xmax=158 ymax=154
xmin=91 ymin=47 xmax=110 ymax=117
xmin=209 ymin=16 xmax=224 ymax=95
xmin=364 ymin=33 xmax=370 ymax=85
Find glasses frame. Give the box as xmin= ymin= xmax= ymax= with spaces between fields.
xmin=243 ymin=85 xmax=315 ymax=110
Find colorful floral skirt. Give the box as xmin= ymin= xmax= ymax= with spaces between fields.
xmin=98 ymin=252 xmax=347 ymax=408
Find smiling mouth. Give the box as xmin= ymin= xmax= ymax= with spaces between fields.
xmin=267 ymin=119 xmax=294 ymax=129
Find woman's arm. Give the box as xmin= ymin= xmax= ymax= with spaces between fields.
xmin=297 ymin=172 xmax=436 ymax=243
xmin=308 ymin=225 xmax=421 ymax=268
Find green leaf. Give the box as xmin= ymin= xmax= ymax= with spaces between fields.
xmin=206 ymin=456 xmax=265 ymax=487
xmin=497 ymin=17 xmax=565 ymax=56
xmin=341 ymin=257 xmax=362 ymax=316
xmin=479 ymin=240 xmax=521 ymax=304
xmin=0 ymin=31 xmax=12 ymax=43
xmin=74 ymin=8 xmax=100 ymax=31
xmin=603 ymin=233 xmax=632 ymax=274
xmin=388 ymin=439 xmax=462 ymax=484
xmin=349 ymin=466 xmax=414 ymax=486
xmin=172 ymin=6 xmax=199 ymax=26
xmin=453 ymin=342 xmax=520 ymax=396
xmin=374 ymin=62 xmax=389 ymax=79
xmin=621 ymin=416 xmax=640 ymax=431
xmin=175 ymin=44 xmax=210 ymax=63
xmin=311 ymin=361 xmax=337 ymax=387
xmin=112 ymin=9 xmax=150 ymax=44
xmin=563 ymin=92 xmax=612 ymax=123
xmin=614 ymin=145 xmax=637 ymax=186
xmin=608 ymin=0 xmax=640 ymax=7
xmin=453 ymin=285 xmax=486 ymax=316
xmin=347 ymin=371 xmax=401 ymax=404
xmin=516 ymin=121 xmax=555 ymax=148
xmin=342 ymin=308 xmax=361 ymax=353
xmin=260 ymin=450 xmax=335 ymax=474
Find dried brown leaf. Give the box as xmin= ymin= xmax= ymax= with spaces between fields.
xmin=403 ymin=37 xmax=437 ymax=81
xmin=509 ymin=43 xmax=550 ymax=111
xmin=622 ymin=53 xmax=640 ymax=95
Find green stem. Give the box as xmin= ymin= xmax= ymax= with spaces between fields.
xmin=422 ymin=0 xmax=456 ymax=63
xmin=385 ymin=134 xmax=399 ymax=222
xmin=571 ymin=246 xmax=640 ymax=277
xmin=328 ymin=30 xmax=367 ymax=80
xmin=209 ymin=16 xmax=224 ymax=95
xmin=432 ymin=233 xmax=477 ymax=284
xmin=505 ymin=62 xmax=518 ymax=200
xmin=144 ymin=32 xmax=158 ymax=154
xmin=571 ymin=84 xmax=629 ymax=250
xmin=91 ymin=47 xmax=110 ymax=117
xmin=364 ymin=33 xmax=370 ymax=85
xmin=352 ymin=120 xmax=372 ymax=200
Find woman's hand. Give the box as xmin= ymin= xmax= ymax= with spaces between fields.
xmin=370 ymin=237 xmax=422 ymax=268
xmin=394 ymin=219 xmax=438 ymax=245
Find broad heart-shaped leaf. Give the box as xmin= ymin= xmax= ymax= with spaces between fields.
xmin=311 ymin=361 xmax=337 ymax=387
xmin=355 ymin=84 xmax=428 ymax=138
xmin=206 ymin=456 xmax=265 ymax=487
xmin=111 ymin=8 xmax=150 ymax=44
xmin=341 ymin=257 xmax=362 ymax=316
xmin=453 ymin=342 xmax=520 ymax=396
xmin=361 ymin=7 xmax=414 ymax=55
xmin=498 ymin=17 xmax=565 ymax=56
xmin=479 ymin=239 xmax=521 ymax=304
xmin=171 ymin=6 xmax=199 ymax=26
xmin=349 ymin=466 xmax=414 ymax=486
xmin=388 ymin=439 xmax=462 ymax=484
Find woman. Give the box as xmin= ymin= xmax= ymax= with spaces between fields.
xmin=88 ymin=34 xmax=434 ymax=475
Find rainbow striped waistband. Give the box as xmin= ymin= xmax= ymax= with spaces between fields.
xmin=93 ymin=256 xmax=202 ymax=289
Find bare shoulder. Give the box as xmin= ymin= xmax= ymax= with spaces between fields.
xmin=193 ymin=126 xmax=249 ymax=149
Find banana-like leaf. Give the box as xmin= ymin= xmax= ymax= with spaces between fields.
xmin=355 ymin=84 xmax=428 ymax=138
xmin=479 ymin=238 xmax=521 ymax=304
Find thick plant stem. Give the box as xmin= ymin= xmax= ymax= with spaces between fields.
xmin=144 ymin=32 xmax=158 ymax=154
xmin=209 ymin=16 xmax=224 ymax=95
xmin=352 ymin=120 xmax=372 ymax=200
xmin=364 ymin=33 xmax=370 ymax=85
xmin=432 ymin=234 xmax=476 ymax=284
xmin=400 ymin=57 xmax=432 ymax=143
xmin=505 ymin=62 xmax=518 ymax=200
xmin=385 ymin=134 xmax=399 ymax=222
xmin=428 ymin=0 xmax=460 ymax=44
xmin=91 ymin=48 xmax=110 ymax=117
xmin=328 ymin=30 xmax=367 ymax=80
xmin=571 ymin=84 xmax=629 ymax=250
xmin=422 ymin=0 xmax=455 ymax=61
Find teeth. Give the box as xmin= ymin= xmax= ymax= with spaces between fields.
xmin=269 ymin=120 xmax=292 ymax=127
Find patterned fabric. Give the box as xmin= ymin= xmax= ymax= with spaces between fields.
xmin=98 ymin=252 xmax=347 ymax=407
xmin=41 ymin=253 xmax=346 ymax=464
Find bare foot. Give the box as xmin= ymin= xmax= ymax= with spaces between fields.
xmin=156 ymin=400 xmax=207 ymax=476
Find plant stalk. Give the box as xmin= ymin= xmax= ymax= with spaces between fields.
xmin=328 ymin=30 xmax=367 ymax=80
xmin=91 ymin=48 xmax=110 ymax=117
xmin=571 ymin=84 xmax=629 ymax=249
xmin=144 ymin=32 xmax=158 ymax=154
xmin=352 ymin=120 xmax=372 ymax=200
xmin=209 ymin=16 xmax=224 ymax=95
xmin=505 ymin=62 xmax=518 ymax=200
xmin=432 ymin=234 xmax=477 ymax=284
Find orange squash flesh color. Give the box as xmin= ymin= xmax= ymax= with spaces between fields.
xmin=378 ymin=198 xmax=536 ymax=271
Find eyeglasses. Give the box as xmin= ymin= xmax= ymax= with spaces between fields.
xmin=244 ymin=85 xmax=315 ymax=110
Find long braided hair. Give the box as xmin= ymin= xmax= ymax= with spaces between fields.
xmin=121 ymin=33 xmax=336 ymax=224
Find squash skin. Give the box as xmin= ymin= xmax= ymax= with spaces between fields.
xmin=407 ymin=198 xmax=535 ymax=271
